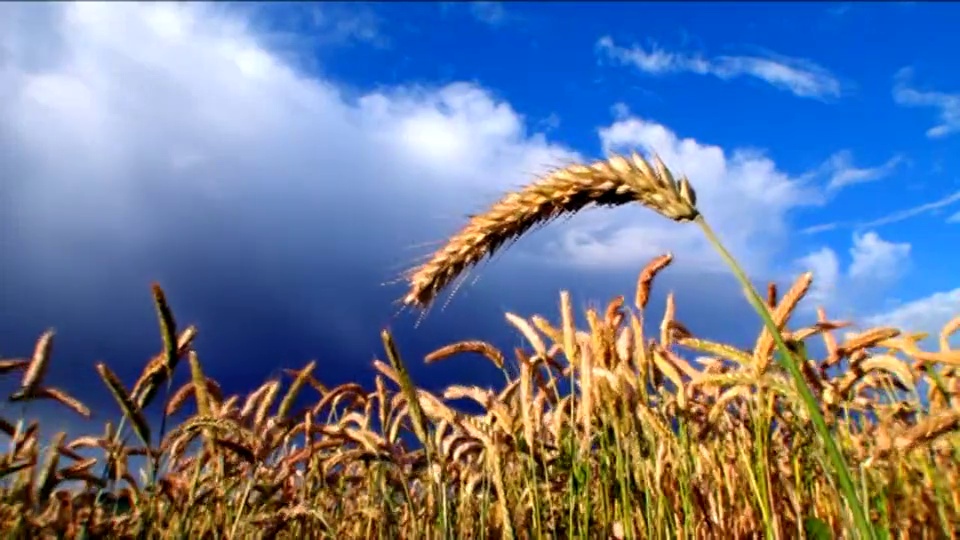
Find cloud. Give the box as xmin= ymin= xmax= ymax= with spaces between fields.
xmin=948 ymin=211 xmax=960 ymax=224
xmin=820 ymin=150 xmax=904 ymax=191
xmin=794 ymin=231 xmax=911 ymax=316
xmin=596 ymin=36 xmax=842 ymax=100
xmin=795 ymin=247 xmax=841 ymax=307
xmin=847 ymin=231 xmax=911 ymax=282
xmin=800 ymin=222 xmax=840 ymax=235
xmin=858 ymin=190 xmax=960 ymax=228
xmin=0 ymin=2 xmax=571 ymax=257
xmin=306 ymin=4 xmax=388 ymax=48
xmin=0 ymin=2 xmax=779 ymax=425
xmin=0 ymin=2 xmax=592 ymax=395
xmin=893 ymin=67 xmax=960 ymax=139
xmin=865 ymin=288 xmax=960 ymax=347
xmin=554 ymin=115 xmax=822 ymax=276
xmin=802 ymin=189 xmax=960 ymax=233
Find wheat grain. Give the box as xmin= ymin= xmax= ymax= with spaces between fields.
xmin=504 ymin=312 xmax=548 ymax=359
xmin=239 ymin=382 xmax=273 ymax=421
xmin=35 ymin=431 xmax=66 ymax=504
xmin=27 ymin=387 xmax=90 ymax=419
xmin=424 ymin=340 xmax=506 ymax=370
xmin=402 ymin=153 xmax=698 ymax=309
xmin=893 ymin=409 xmax=960 ymax=453
xmin=132 ymin=325 xmax=198 ymax=409
xmin=660 ymin=291 xmax=677 ymax=348
xmin=96 ymin=362 xmax=151 ymax=447
xmin=636 ymin=253 xmax=674 ymax=311
xmin=940 ymin=316 xmax=960 ymax=352
xmin=836 ymin=327 xmax=901 ymax=358
xmin=166 ymin=382 xmax=197 ymax=417
xmin=277 ymin=360 xmax=316 ymax=421
xmin=0 ymin=358 xmax=30 ymax=375
xmin=766 ymin=282 xmax=778 ymax=309
xmin=18 ymin=329 xmax=55 ymax=398
xmin=752 ymin=271 xmax=813 ymax=374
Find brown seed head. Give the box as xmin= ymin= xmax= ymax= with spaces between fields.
xmin=402 ymin=152 xmax=699 ymax=309
xmin=635 ymin=253 xmax=673 ymax=311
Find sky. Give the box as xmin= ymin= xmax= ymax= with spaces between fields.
xmin=1 ymin=2 xmax=959 ymax=438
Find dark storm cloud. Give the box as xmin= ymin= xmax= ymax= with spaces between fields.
xmin=0 ymin=2 xmax=765 ymax=436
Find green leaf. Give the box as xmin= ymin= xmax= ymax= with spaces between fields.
xmin=803 ymin=517 xmax=832 ymax=540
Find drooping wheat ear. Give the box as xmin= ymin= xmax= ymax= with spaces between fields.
xmin=402 ymin=152 xmax=699 ymax=309
xmin=635 ymin=252 xmax=673 ymax=311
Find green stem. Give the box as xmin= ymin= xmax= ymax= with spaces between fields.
xmin=695 ymin=216 xmax=875 ymax=539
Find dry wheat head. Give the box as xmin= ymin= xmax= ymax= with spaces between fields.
xmin=402 ymin=152 xmax=699 ymax=309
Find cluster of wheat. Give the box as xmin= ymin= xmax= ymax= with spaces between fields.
xmin=1 ymin=154 xmax=958 ymax=539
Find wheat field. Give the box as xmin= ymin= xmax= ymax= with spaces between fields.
xmin=1 ymin=154 xmax=958 ymax=539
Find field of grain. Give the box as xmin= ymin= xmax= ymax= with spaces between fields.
xmin=2 ymin=154 xmax=958 ymax=539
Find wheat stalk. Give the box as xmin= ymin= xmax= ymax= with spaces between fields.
xmin=402 ymin=152 xmax=698 ymax=309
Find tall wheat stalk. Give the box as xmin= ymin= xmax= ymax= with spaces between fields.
xmin=401 ymin=152 xmax=876 ymax=539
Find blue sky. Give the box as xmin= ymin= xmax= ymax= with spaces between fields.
xmin=1 ymin=2 xmax=958 ymax=438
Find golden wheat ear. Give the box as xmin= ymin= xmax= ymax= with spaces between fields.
xmin=401 ymin=152 xmax=698 ymax=311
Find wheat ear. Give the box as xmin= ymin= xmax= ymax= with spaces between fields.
xmin=402 ymin=152 xmax=699 ymax=309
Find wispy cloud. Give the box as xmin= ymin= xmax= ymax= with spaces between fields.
xmin=821 ymin=150 xmax=904 ymax=191
xmin=801 ymin=189 xmax=960 ymax=233
xmin=893 ymin=67 xmax=960 ymax=139
xmin=859 ymin=190 xmax=960 ymax=228
xmin=596 ymin=36 xmax=842 ymax=100
xmin=800 ymin=222 xmax=840 ymax=235
xmin=312 ymin=5 xmax=385 ymax=47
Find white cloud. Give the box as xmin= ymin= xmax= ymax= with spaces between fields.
xmin=796 ymin=246 xmax=841 ymax=307
xmin=800 ymin=222 xmax=840 ymax=235
xmin=847 ymin=231 xmax=911 ymax=282
xmin=554 ymin=116 xmax=822 ymax=275
xmin=865 ymin=289 xmax=960 ymax=347
xmin=794 ymin=231 xmax=911 ymax=316
xmin=800 ymin=189 xmax=960 ymax=234
xmin=358 ymin=82 xmax=575 ymax=182
xmin=821 ymin=150 xmax=904 ymax=191
xmin=893 ymin=67 xmax=960 ymax=139
xmin=0 ymin=2 xmax=583 ymax=320
xmin=0 ymin=3 xmax=762 ymax=365
xmin=858 ymin=190 xmax=960 ymax=228
xmin=596 ymin=36 xmax=842 ymax=100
